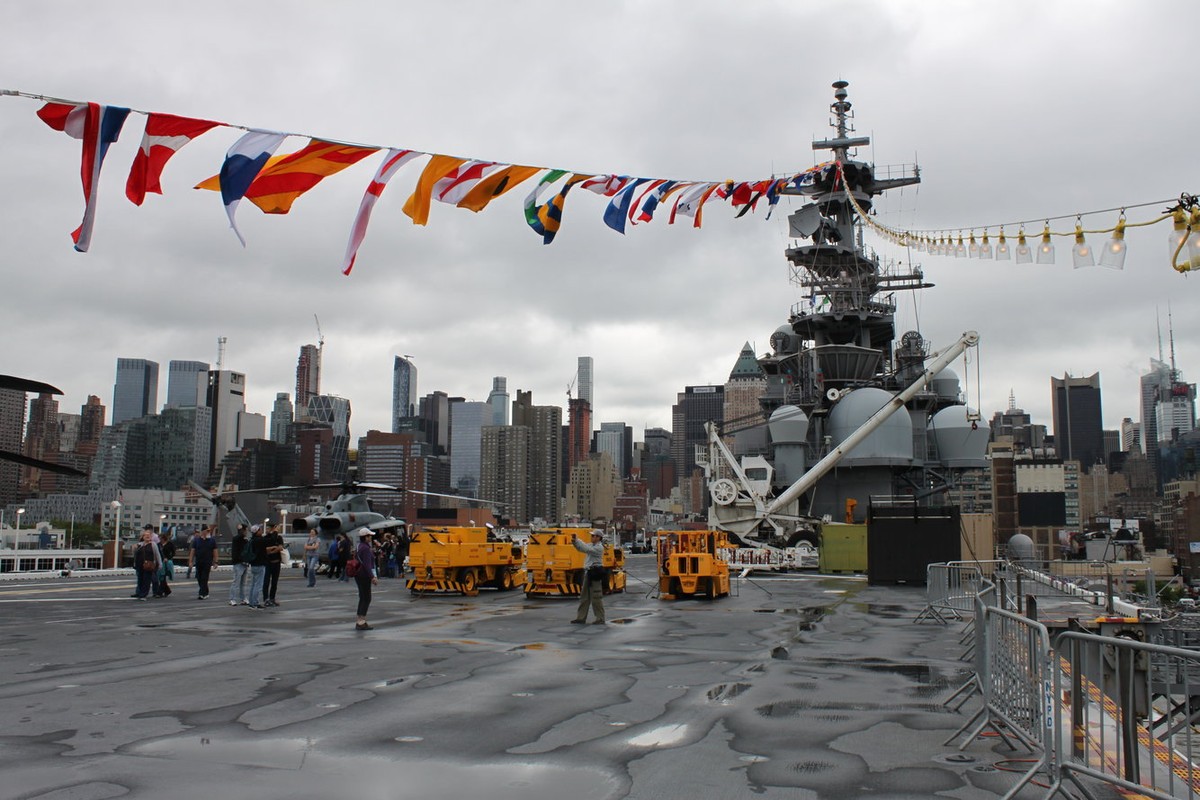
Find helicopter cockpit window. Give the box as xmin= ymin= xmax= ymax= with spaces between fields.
xmin=365 ymin=498 xmax=374 ymax=512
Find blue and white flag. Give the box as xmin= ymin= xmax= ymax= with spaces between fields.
xmin=218 ymin=130 xmax=287 ymax=245
xmin=602 ymin=177 xmax=650 ymax=234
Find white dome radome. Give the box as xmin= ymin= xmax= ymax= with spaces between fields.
xmin=828 ymin=387 xmax=913 ymax=466
xmin=929 ymin=406 xmax=989 ymax=467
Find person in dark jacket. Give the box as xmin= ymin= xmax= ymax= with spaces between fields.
xmin=262 ymin=525 xmax=285 ymax=606
xmin=337 ymin=533 xmax=351 ymax=582
xmin=131 ymin=528 xmax=159 ymax=600
xmin=327 ymin=535 xmax=343 ymax=580
xmin=354 ymin=530 xmax=378 ymax=630
xmin=158 ymin=532 xmax=176 ymax=597
xmin=188 ymin=525 xmax=218 ymax=599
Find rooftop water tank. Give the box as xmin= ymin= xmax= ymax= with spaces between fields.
xmin=929 ymin=405 xmax=989 ymax=467
xmin=827 ymin=387 xmax=913 ymax=466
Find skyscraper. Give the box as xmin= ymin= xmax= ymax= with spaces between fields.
xmin=166 ymin=360 xmax=209 ymax=409
xmin=20 ymin=392 xmax=60 ymax=497
xmin=513 ymin=390 xmax=563 ymax=523
xmin=270 ymin=393 xmax=293 ymax=444
xmin=567 ymin=397 xmax=592 ymax=479
xmin=207 ymin=370 xmax=247 ymax=467
xmin=296 ymin=344 xmax=321 ymax=417
xmin=112 ymin=358 xmax=159 ymax=425
xmin=577 ymin=356 xmax=594 ymax=409
xmin=595 ymin=421 xmax=631 ymax=479
xmin=449 ymin=400 xmax=487 ymax=497
xmin=1051 ymin=372 xmax=1104 ymax=472
xmin=672 ymin=385 xmax=724 ymax=485
xmin=723 ymin=342 xmax=767 ymax=456
xmin=306 ymin=395 xmax=352 ymax=481
xmin=392 ymin=356 xmax=417 ymax=433
xmin=0 ymin=389 xmax=24 ymax=507
xmin=481 ymin=424 xmax=530 ymax=523
xmin=488 ymin=377 xmax=510 ymax=426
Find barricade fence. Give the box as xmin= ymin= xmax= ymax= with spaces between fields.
xmin=928 ymin=559 xmax=1200 ymax=799
xmin=1048 ymin=631 xmax=1200 ymax=800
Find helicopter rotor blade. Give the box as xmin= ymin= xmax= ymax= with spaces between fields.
xmin=405 ymin=489 xmax=507 ymax=508
xmin=0 ymin=449 xmax=88 ymax=477
xmin=0 ymin=375 xmax=65 ymax=395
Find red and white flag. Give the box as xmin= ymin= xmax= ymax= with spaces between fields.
xmin=126 ymin=113 xmax=221 ymax=205
xmin=340 ymin=148 xmax=422 ymax=275
xmin=432 ymin=160 xmax=498 ymax=206
xmin=37 ymin=101 xmax=130 ymax=252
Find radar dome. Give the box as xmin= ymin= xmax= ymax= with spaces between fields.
xmin=931 ymin=368 xmax=960 ymax=401
xmin=828 ymin=387 xmax=913 ymax=466
xmin=768 ymin=405 xmax=809 ymax=444
xmin=1007 ymin=533 xmax=1035 ymax=562
xmin=929 ymin=406 xmax=989 ymax=467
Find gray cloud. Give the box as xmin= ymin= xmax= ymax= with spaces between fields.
xmin=2 ymin=0 xmax=1196 ymax=439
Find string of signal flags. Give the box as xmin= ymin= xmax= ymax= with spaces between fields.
xmin=1 ymin=88 xmax=832 ymax=274
xmin=4 ymin=89 xmax=1196 ymax=276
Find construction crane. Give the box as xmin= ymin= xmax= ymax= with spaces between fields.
xmin=313 ymin=314 xmax=324 ymax=383
xmin=566 ymin=370 xmax=577 ymax=402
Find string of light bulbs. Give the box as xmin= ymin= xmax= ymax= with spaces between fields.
xmin=835 ymin=163 xmax=1198 ymax=274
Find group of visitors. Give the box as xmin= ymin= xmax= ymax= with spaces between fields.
xmin=227 ymin=523 xmax=286 ymax=608
xmin=132 ymin=523 xmax=216 ymax=600
xmin=130 ymin=522 xmax=386 ymax=631
xmin=324 ymin=530 xmax=407 ymax=580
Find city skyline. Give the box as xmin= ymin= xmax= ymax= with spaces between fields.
xmin=23 ymin=342 xmax=1194 ymax=452
xmin=2 ymin=4 xmax=1197 ymax=448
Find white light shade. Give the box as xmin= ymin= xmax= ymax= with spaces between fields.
xmin=995 ymin=231 xmax=1010 ymax=260
xmin=1072 ymin=241 xmax=1094 ymax=268
xmin=1099 ymin=218 xmax=1126 ymax=269
xmin=979 ymin=233 xmax=993 ymax=259
xmin=1099 ymin=238 xmax=1127 ymax=269
xmin=1036 ymin=237 xmax=1055 ymax=264
xmin=968 ymin=233 xmax=980 ymax=258
xmin=1071 ymin=224 xmax=1094 ymax=268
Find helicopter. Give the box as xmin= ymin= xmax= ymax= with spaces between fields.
xmin=0 ymin=375 xmax=88 ymax=478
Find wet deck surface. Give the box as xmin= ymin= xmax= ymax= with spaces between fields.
xmin=0 ymin=557 xmax=1113 ymax=799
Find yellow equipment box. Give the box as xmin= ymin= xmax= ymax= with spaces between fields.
xmin=656 ymin=529 xmax=732 ymax=600
xmin=406 ymin=526 xmax=526 ymax=596
xmin=524 ymin=527 xmax=627 ymax=597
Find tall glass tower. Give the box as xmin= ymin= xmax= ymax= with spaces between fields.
xmin=392 ymin=356 xmax=417 ymax=433
xmin=112 ymin=358 xmax=159 ymax=425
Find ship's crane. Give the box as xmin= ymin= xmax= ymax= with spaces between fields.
xmin=705 ymin=330 xmax=979 ymax=543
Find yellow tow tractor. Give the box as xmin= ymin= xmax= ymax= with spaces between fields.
xmin=406 ymin=526 xmax=526 ymax=596
xmin=524 ymin=527 xmax=627 ymax=597
xmin=656 ymin=529 xmax=734 ymax=600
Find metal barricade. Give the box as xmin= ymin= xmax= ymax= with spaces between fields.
xmin=946 ymin=605 xmax=1055 ymax=800
xmin=1046 ymin=631 xmax=1200 ymax=799
xmin=917 ymin=563 xmax=984 ymax=624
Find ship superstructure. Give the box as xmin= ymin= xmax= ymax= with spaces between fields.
xmin=705 ymin=81 xmax=987 ymax=544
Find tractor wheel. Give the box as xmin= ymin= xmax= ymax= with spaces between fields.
xmin=497 ymin=570 xmax=514 ymax=591
xmin=458 ymin=568 xmax=479 ymax=595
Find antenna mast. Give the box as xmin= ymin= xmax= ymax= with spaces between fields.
xmin=216 ymin=336 xmax=227 ymax=371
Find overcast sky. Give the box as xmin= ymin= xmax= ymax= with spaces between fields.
xmin=2 ymin=1 xmax=1196 ymax=441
